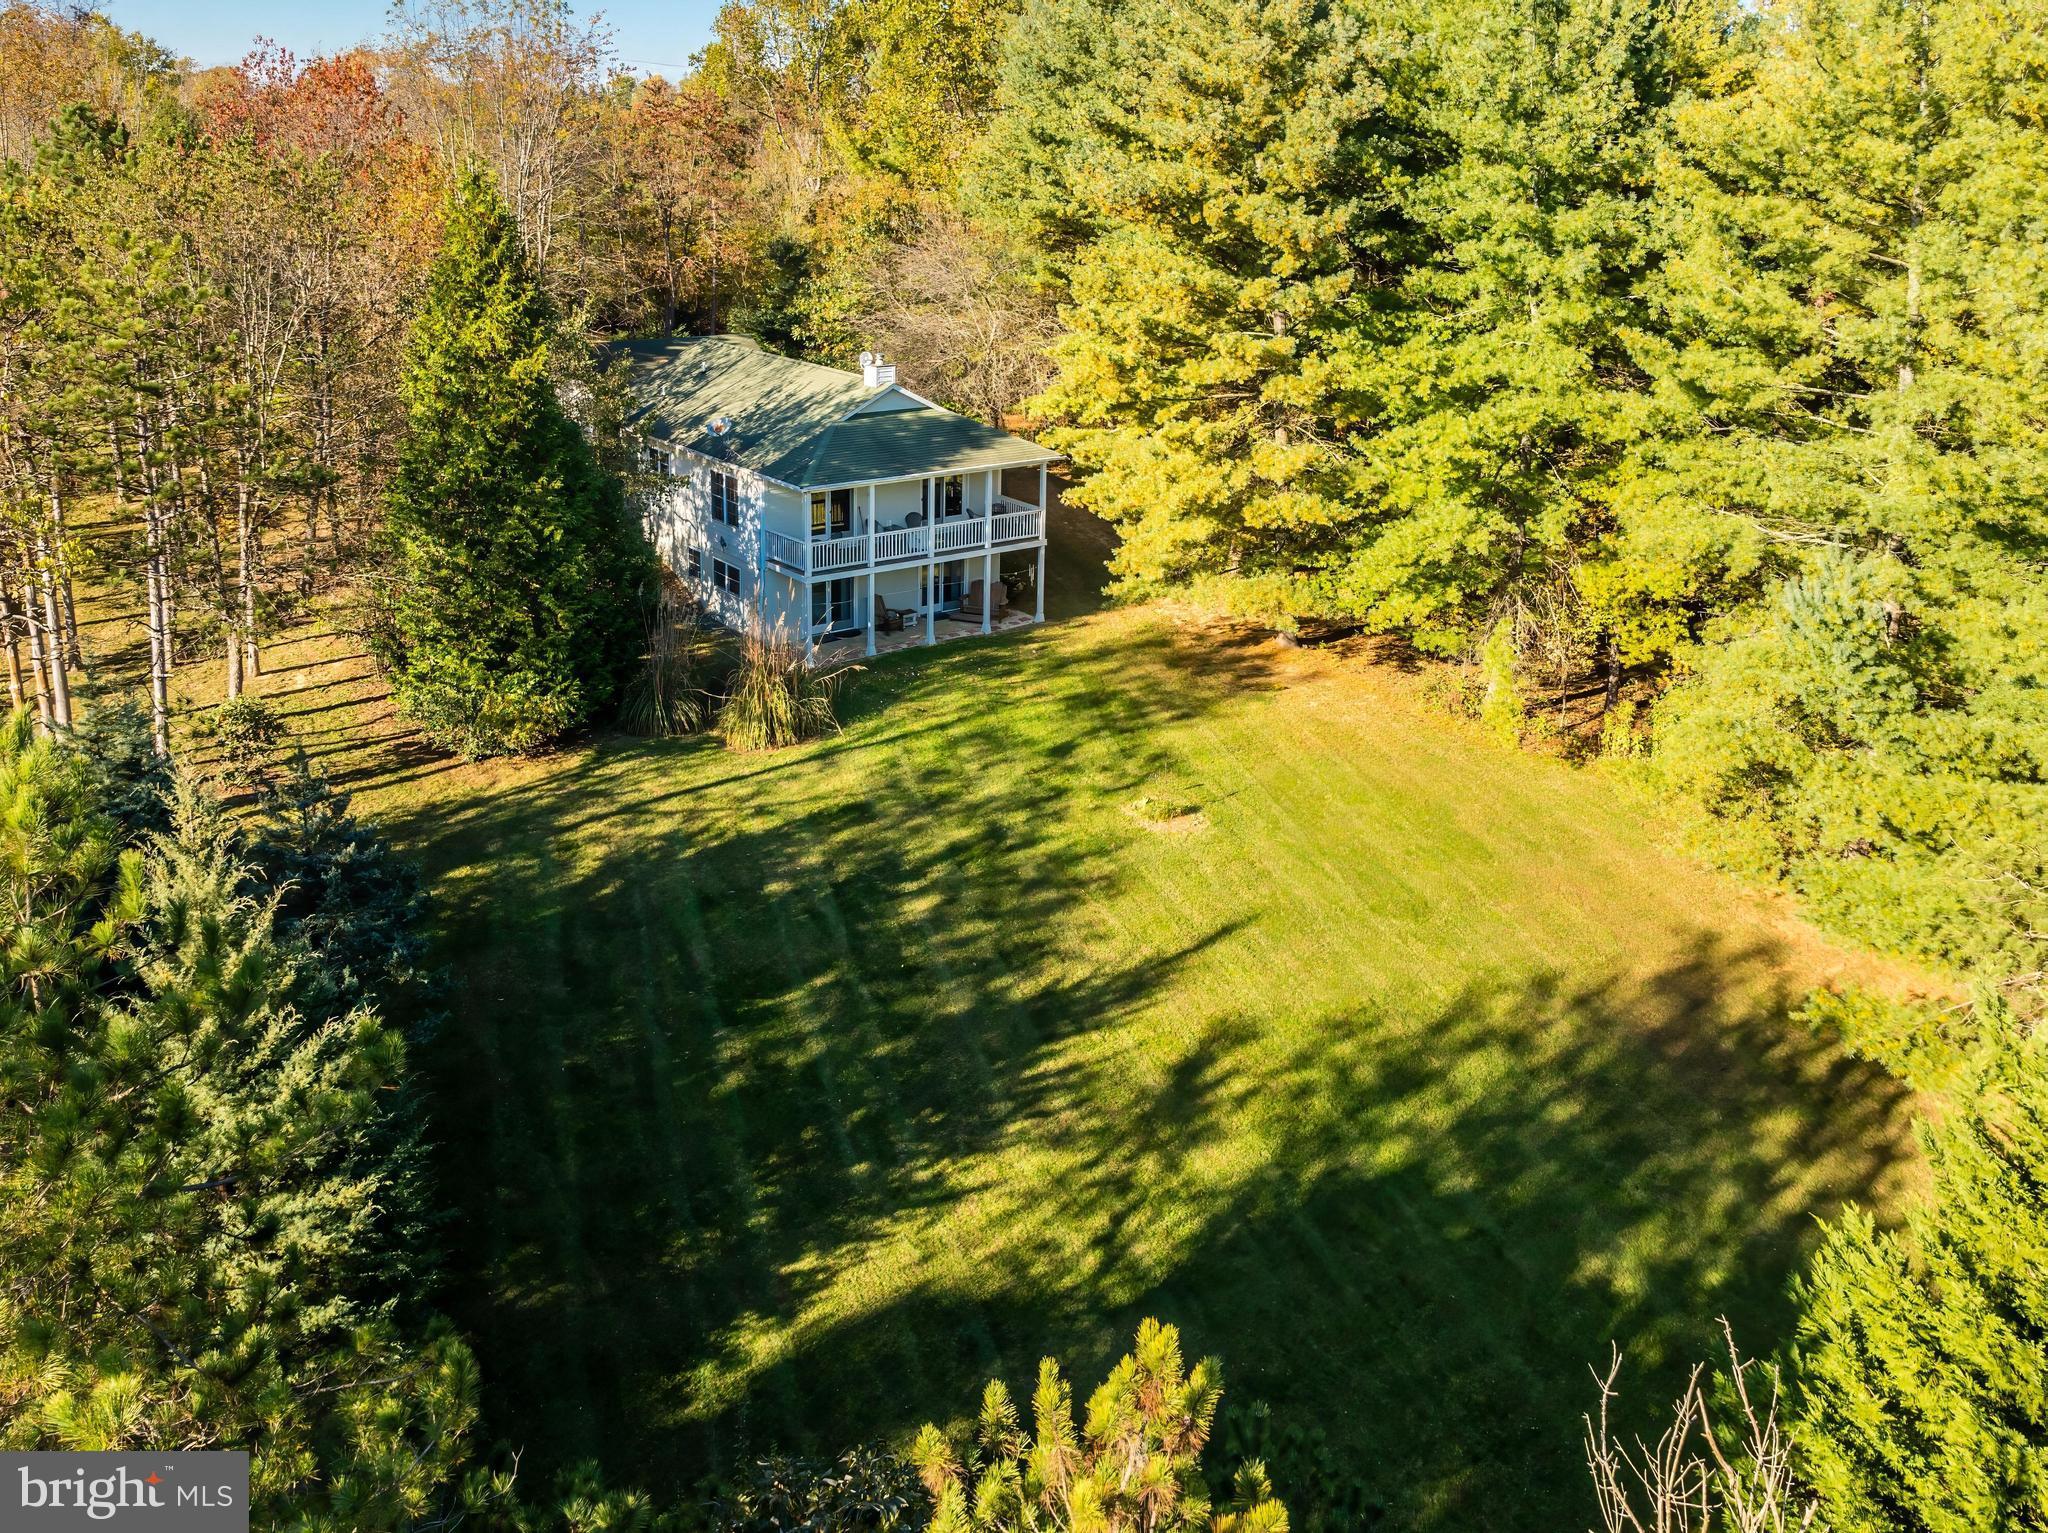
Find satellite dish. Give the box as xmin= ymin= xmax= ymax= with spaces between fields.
xmin=709 ymin=416 xmax=732 ymax=436
xmin=858 ymin=351 xmax=875 ymax=368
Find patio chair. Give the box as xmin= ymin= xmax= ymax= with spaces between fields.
xmin=959 ymin=579 xmax=1010 ymax=621
xmin=874 ymin=593 xmax=909 ymax=633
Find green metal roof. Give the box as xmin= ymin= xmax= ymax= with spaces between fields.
xmin=607 ymin=334 xmax=1057 ymax=489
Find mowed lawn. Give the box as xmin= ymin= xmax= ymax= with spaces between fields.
xmin=319 ymin=604 xmax=1920 ymax=1530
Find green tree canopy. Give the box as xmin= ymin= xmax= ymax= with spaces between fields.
xmin=0 ymin=711 xmax=485 ymax=1526
xmin=1792 ymin=1032 xmax=2048 ymax=1532
xmin=381 ymin=167 xmax=652 ymax=758
xmin=1633 ymin=0 xmax=2048 ymax=993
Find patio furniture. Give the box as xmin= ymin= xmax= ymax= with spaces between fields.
xmin=874 ymin=594 xmax=909 ymax=633
xmin=959 ymin=579 xmax=1009 ymax=621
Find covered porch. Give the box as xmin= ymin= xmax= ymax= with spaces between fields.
xmin=812 ymin=604 xmax=1039 ymax=665
xmin=789 ymin=460 xmax=1052 ymax=664
xmin=764 ymin=462 xmax=1051 ymax=581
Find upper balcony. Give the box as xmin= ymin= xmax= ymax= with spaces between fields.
xmin=764 ymin=497 xmax=1045 ymax=578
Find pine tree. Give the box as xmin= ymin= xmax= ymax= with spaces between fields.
xmin=986 ymin=0 xmax=1425 ymax=619
xmin=1791 ymin=1034 xmax=2048 ymax=1532
xmin=1627 ymin=0 xmax=2048 ymax=996
xmin=381 ymin=168 xmax=652 ymax=758
xmin=910 ymin=1319 xmax=1287 ymax=1533
xmin=1343 ymin=0 xmax=1703 ymax=660
xmin=0 ymin=711 xmax=487 ymax=1526
xmin=989 ymin=0 xmax=1702 ymax=663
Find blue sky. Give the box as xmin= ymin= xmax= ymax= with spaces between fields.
xmin=98 ymin=0 xmax=722 ymax=73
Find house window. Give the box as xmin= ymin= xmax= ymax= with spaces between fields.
xmin=924 ymin=561 xmax=966 ymax=608
xmin=711 ymin=469 xmax=739 ymax=526
xmin=809 ymin=488 xmax=853 ymax=538
xmin=810 ymin=577 xmax=855 ymax=630
xmin=639 ymin=443 xmax=670 ymax=475
xmin=686 ymin=545 xmax=704 ymax=579
xmin=923 ymin=475 xmax=965 ymax=518
xmin=712 ymin=557 xmax=741 ymax=595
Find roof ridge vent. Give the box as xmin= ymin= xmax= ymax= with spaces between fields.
xmin=859 ymin=350 xmax=897 ymax=389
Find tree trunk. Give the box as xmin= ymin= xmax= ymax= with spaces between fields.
xmin=237 ymin=485 xmax=261 ymax=681
xmin=0 ymin=583 xmax=24 ymax=711
xmin=1602 ymin=637 xmax=1622 ymax=714
xmin=22 ymin=589 xmax=53 ymax=728
xmin=45 ymin=486 xmax=83 ymax=670
xmin=133 ymin=405 xmax=180 ymax=728
xmin=20 ymin=551 xmax=61 ymax=730
xmin=37 ymin=563 xmax=72 ymax=730
xmin=145 ymin=512 xmax=172 ymax=757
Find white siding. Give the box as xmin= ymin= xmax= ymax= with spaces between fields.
xmin=640 ymin=442 xmax=806 ymax=633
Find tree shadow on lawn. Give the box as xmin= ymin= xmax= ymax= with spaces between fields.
xmin=384 ymin=616 xmax=1911 ymax=1531
xmin=678 ymin=947 xmax=1910 ymax=1533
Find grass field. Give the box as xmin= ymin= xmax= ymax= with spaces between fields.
xmin=65 ymin=504 xmax=1922 ymax=1530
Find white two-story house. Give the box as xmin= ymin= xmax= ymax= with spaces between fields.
xmin=615 ymin=334 xmax=1061 ymax=660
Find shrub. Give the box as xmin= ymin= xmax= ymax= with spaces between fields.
xmin=1479 ymin=620 xmax=1524 ymax=746
xmin=64 ymin=700 xmax=174 ymax=839
xmin=1792 ymin=1033 xmax=2048 ymax=1533
xmin=717 ymin=625 xmax=853 ymax=752
xmin=205 ymin=693 xmax=289 ymax=791
xmin=1798 ymin=985 xmax=1974 ymax=1095
xmin=1219 ymin=1402 xmax=1382 ymax=1532
xmin=704 ymin=1447 xmax=924 ymax=1532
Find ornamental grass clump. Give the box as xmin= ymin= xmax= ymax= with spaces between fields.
xmin=621 ymin=593 xmax=714 ymax=738
xmin=717 ymin=624 xmax=853 ymax=751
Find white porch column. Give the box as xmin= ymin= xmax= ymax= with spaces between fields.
xmin=865 ymin=484 xmax=878 ymax=655
xmin=924 ymin=474 xmax=937 ymax=646
xmin=1035 ymin=545 xmax=1046 ymax=623
xmin=981 ymin=550 xmax=993 ymax=633
xmin=984 ymin=469 xmax=995 ymax=516
xmin=1037 ymin=462 xmax=1048 ymax=511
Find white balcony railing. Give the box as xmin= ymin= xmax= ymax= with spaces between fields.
xmin=933 ymin=518 xmax=984 ymax=554
xmin=872 ymin=526 xmax=927 ymax=562
xmin=992 ymin=507 xmax=1042 ymax=544
xmin=812 ymin=532 xmax=869 ymax=573
xmin=761 ymin=504 xmax=1044 ymax=577
xmin=764 ymin=529 xmax=807 ymax=570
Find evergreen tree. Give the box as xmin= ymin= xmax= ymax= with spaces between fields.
xmin=381 ymin=168 xmax=652 ymax=758
xmin=1343 ymin=0 xmax=1702 ymax=660
xmin=911 ymin=1318 xmax=1287 ymax=1533
xmin=990 ymin=0 xmax=1700 ymax=662
xmin=0 ymin=710 xmax=486 ymax=1526
xmin=1628 ymin=0 xmax=2048 ymax=997
xmin=987 ymin=0 xmax=1425 ymax=619
xmin=1791 ymin=1034 xmax=2048 ymax=1532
